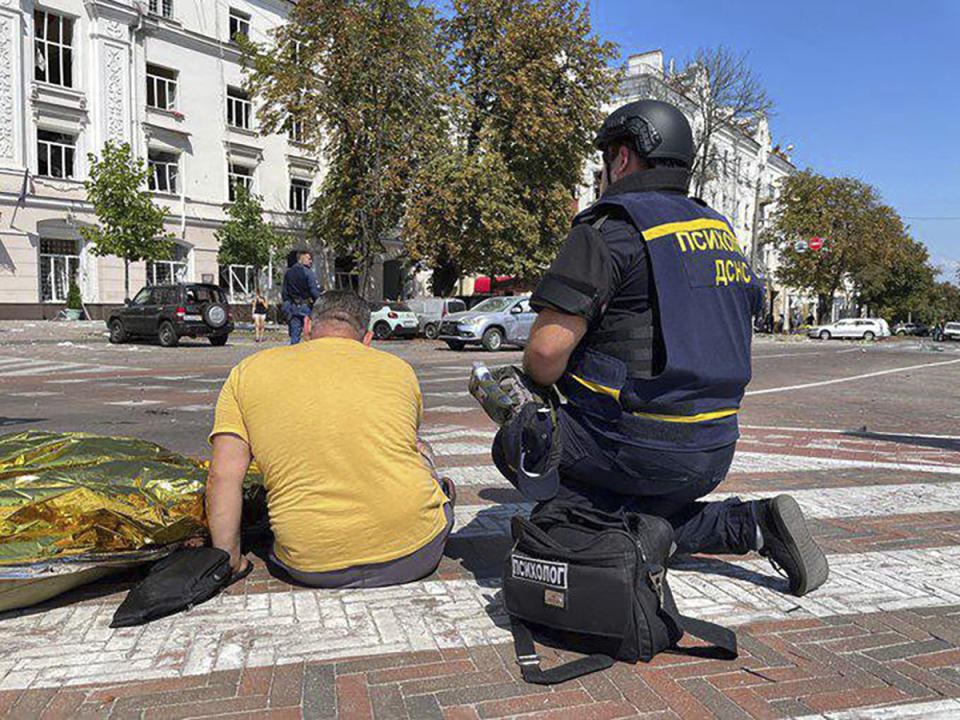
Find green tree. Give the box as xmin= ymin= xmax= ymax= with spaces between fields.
xmin=241 ymin=0 xmax=444 ymax=298
xmin=80 ymin=141 xmax=174 ymax=300
xmin=65 ymin=280 xmax=82 ymax=312
xmin=404 ymin=0 xmax=619 ymax=294
xmin=929 ymin=281 xmax=960 ymax=323
xmin=853 ymin=217 xmax=936 ymax=322
xmin=215 ymin=184 xmax=279 ymax=291
xmin=765 ymin=171 xmax=925 ymax=323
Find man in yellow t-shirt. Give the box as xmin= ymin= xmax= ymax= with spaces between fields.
xmin=206 ymin=290 xmax=452 ymax=588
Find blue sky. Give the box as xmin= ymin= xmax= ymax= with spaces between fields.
xmin=588 ymin=0 xmax=960 ymax=281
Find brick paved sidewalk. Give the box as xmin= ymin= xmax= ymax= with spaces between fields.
xmin=3 ymin=606 xmax=959 ymax=718
xmin=2 ymin=343 xmax=959 ymax=719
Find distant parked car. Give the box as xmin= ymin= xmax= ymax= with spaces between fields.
xmin=942 ymin=322 xmax=960 ymax=341
xmin=368 ymin=302 xmax=420 ymax=340
xmin=454 ymin=294 xmax=514 ymax=311
xmin=808 ymin=318 xmax=890 ymax=341
xmin=107 ymin=283 xmax=233 ymax=347
xmin=405 ymin=297 xmax=468 ymax=339
xmin=893 ymin=322 xmax=928 ymax=336
xmin=438 ymin=296 xmax=536 ymax=351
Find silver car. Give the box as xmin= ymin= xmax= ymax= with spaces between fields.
xmin=438 ymin=296 xmax=536 ymax=351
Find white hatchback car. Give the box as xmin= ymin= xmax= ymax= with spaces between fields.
xmin=368 ymin=302 xmax=420 ymax=340
xmin=808 ymin=318 xmax=890 ymax=341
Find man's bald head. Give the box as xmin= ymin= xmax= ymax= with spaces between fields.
xmin=309 ymin=291 xmax=371 ymax=341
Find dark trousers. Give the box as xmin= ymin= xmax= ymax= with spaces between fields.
xmin=283 ymin=301 xmax=311 ymax=344
xmin=495 ymin=407 xmax=759 ymax=556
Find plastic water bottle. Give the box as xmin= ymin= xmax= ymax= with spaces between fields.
xmin=469 ymin=362 xmax=515 ymax=424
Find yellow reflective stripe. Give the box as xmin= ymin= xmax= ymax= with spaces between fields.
xmin=568 ymin=373 xmax=621 ymax=402
xmin=568 ymin=374 xmax=738 ymax=423
xmin=629 ymin=407 xmax=739 ymax=423
xmin=641 ymin=218 xmax=731 ymax=242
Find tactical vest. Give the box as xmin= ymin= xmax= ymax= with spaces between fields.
xmin=559 ymin=191 xmax=764 ymax=452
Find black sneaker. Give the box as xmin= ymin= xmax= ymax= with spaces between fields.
xmin=756 ymin=495 xmax=829 ymax=596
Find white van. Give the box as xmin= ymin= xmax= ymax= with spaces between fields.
xmin=405 ymin=297 xmax=468 ymax=339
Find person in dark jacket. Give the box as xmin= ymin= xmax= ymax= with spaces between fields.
xmin=281 ymin=251 xmax=323 ymax=344
xmin=494 ymin=100 xmax=829 ymax=597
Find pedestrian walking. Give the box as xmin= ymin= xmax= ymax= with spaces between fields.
xmin=251 ymin=290 xmax=269 ymax=343
xmin=281 ymin=251 xmax=323 ymax=344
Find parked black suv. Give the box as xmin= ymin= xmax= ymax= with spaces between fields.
xmin=107 ymin=283 xmax=233 ymax=347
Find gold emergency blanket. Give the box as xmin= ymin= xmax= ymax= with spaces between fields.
xmin=0 ymin=430 xmax=208 ymax=566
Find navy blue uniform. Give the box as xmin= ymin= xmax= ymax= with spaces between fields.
xmin=521 ymin=168 xmax=764 ymax=555
xmin=281 ymin=264 xmax=323 ymax=344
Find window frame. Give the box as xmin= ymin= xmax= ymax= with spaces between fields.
xmin=146 ymin=244 xmax=189 ymax=286
xmin=39 ymin=238 xmax=80 ymax=303
xmin=228 ymin=8 xmax=250 ymax=42
xmin=289 ymin=177 xmax=310 ymax=213
xmin=37 ymin=130 xmax=76 ymax=179
xmin=34 ymin=10 xmax=74 ymax=89
xmin=146 ymin=64 xmax=178 ymax=111
xmin=147 ymin=150 xmax=179 ymax=194
xmin=220 ymin=264 xmax=256 ymax=300
xmin=226 ymin=86 xmax=251 ymax=130
xmin=148 ymin=0 xmax=174 ymax=19
xmin=287 ymin=117 xmax=305 ymax=144
xmin=227 ymin=162 xmax=253 ymax=201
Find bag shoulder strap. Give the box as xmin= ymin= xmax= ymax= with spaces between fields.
xmin=673 ymin=612 xmax=738 ymax=659
xmin=510 ymin=618 xmax=614 ymax=685
xmin=661 ymin=584 xmax=737 ymax=659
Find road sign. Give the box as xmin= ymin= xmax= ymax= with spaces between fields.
xmin=809 ymin=237 xmax=824 ymax=251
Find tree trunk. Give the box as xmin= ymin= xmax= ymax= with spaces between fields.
xmin=816 ymin=292 xmax=833 ymax=324
xmin=430 ymin=257 xmax=459 ymax=297
xmin=124 ymin=259 xmax=130 ymax=301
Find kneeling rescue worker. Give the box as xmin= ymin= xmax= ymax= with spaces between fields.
xmin=493 ymin=99 xmax=829 ymax=596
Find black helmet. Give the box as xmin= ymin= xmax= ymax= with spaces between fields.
xmin=594 ymin=100 xmax=694 ymax=168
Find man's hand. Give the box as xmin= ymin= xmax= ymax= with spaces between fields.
xmin=206 ymin=433 xmax=252 ymax=572
xmin=522 ymin=309 xmax=588 ymax=386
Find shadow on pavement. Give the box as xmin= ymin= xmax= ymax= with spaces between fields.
xmin=0 ymin=417 xmax=47 ymax=427
xmin=843 ymin=430 xmax=960 ymax=452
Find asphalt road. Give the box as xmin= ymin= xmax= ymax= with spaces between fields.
xmin=2 ymin=320 xmax=960 ymax=718
xmin=1 ymin=321 xmax=958 ymax=456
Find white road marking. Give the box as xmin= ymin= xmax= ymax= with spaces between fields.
xmin=44 ymin=378 xmax=93 ymax=384
xmin=0 ymin=362 xmax=83 ymax=376
xmin=0 ymin=545 xmax=957 ymax=690
xmin=441 ymin=465 xmax=506 ymax=486
xmin=154 ymin=375 xmax=200 ymax=381
xmin=450 ymin=479 xmax=960 ymax=536
xmin=103 ymin=400 xmax=165 ymax=407
xmin=433 ymin=441 xmax=492 ymax=456
xmin=422 ymin=429 xmax=497 ymax=442
xmin=733 ymin=451 xmax=960 ymax=476
xmin=8 ymin=391 xmax=63 ymax=398
xmin=746 ymin=358 xmax=960 ymax=396
xmin=741 ymin=424 xmax=960 ymax=441
xmin=435 ymin=443 xmax=960 ymax=477
xmin=752 ymin=350 xmax=827 ymax=359
xmin=0 ymin=356 xmax=134 ymax=377
xmin=424 ymin=391 xmax=471 ymax=399
xmin=790 ymin=699 xmax=960 ymax=720
xmin=418 ymin=376 xmax=468 ymax=385
xmin=170 ymin=405 xmax=213 ymax=412
xmin=424 ymin=405 xmax=475 ymax=413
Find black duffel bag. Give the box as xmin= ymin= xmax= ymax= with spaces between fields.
xmin=502 ymin=503 xmax=737 ymax=684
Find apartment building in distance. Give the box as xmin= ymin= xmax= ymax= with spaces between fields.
xmin=0 ymin=0 xmax=330 ymax=319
